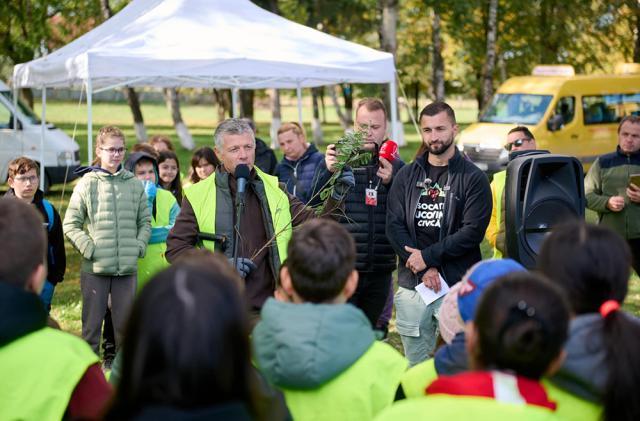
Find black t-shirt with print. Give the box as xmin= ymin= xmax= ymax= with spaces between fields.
xmin=415 ymin=165 xmax=449 ymax=250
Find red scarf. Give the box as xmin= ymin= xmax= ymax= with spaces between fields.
xmin=426 ymin=371 xmax=557 ymax=410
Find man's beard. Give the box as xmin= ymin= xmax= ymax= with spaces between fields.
xmin=427 ymin=135 xmax=455 ymax=155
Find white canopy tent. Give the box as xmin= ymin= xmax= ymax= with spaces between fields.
xmin=13 ymin=0 xmax=400 ymax=170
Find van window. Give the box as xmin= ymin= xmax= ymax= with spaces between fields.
xmin=0 ymin=91 xmax=40 ymax=125
xmin=480 ymin=93 xmax=553 ymax=125
xmin=583 ymin=93 xmax=640 ymax=125
xmin=554 ymin=96 xmax=575 ymax=125
xmin=0 ymin=101 xmax=11 ymax=129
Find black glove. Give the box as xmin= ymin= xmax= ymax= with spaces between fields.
xmin=228 ymin=257 xmax=257 ymax=278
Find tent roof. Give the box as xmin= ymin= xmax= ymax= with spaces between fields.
xmin=13 ymin=0 xmax=395 ymax=90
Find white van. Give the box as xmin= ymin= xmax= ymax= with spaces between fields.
xmin=0 ymin=81 xmax=80 ymax=190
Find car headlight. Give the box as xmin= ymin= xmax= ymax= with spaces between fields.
xmin=57 ymin=151 xmax=74 ymax=166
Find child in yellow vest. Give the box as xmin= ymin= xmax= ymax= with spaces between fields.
xmin=252 ymin=219 xmax=407 ymax=421
xmin=124 ymin=151 xmax=179 ymax=291
xmin=377 ymin=272 xmax=569 ymax=420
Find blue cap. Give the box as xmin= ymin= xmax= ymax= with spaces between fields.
xmin=457 ymin=259 xmax=527 ymax=322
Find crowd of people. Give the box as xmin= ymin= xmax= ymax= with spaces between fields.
xmin=1 ymin=99 xmax=639 ymax=420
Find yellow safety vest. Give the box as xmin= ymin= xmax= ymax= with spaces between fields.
xmin=137 ymin=188 xmax=177 ymax=291
xmin=400 ymin=358 xmax=438 ymax=398
xmin=492 ymin=170 xmax=507 ymax=258
xmin=283 ymin=342 xmax=407 ymax=421
xmin=0 ymin=327 xmax=99 ymax=421
xmin=375 ymin=394 xmax=562 ymax=421
xmin=542 ymin=379 xmax=602 ymax=421
xmin=185 ymin=167 xmax=292 ymax=268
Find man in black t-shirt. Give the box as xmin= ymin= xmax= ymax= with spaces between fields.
xmin=387 ymin=102 xmax=492 ymax=366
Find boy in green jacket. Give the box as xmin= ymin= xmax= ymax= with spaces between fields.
xmin=252 ymin=219 xmax=407 ymax=421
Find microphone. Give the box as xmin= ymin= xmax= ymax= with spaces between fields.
xmin=234 ymin=164 xmax=250 ymax=203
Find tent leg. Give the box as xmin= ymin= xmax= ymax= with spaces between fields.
xmin=389 ymin=80 xmax=399 ymax=143
xmin=87 ymin=78 xmax=93 ymax=164
xmin=13 ymin=83 xmax=20 ymax=155
xmin=41 ymin=87 xmax=46 ymax=191
xmin=296 ymin=83 xmax=303 ymax=127
xmin=232 ymin=88 xmax=239 ymax=118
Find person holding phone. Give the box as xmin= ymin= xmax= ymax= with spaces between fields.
xmin=585 ymin=115 xmax=640 ymax=275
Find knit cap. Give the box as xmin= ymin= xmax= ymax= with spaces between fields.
xmin=457 ymin=258 xmax=527 ymax=323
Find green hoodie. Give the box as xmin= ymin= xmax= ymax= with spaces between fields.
xmin=253 ymin=299 xmax=406 ymax=421
xmin=63 ymin=168 xmax=151 ymax=275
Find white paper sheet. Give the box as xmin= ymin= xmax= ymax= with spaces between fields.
xmin=415 ymin=273 xmax=450 ymax=306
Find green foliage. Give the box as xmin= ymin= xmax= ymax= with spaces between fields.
xmin=316 ymin=130 xmax=371 ymax=210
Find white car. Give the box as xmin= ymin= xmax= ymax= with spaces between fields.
xmin=0 ymin=81 xmax=80 ymax=190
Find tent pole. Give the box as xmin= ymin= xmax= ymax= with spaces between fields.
xmin=40 ymin=86 xmax=46 ymax=191
xmin=232 ymin=88 xmax=239 ymax=118
xmin=12 ymin=81 xmax=19 ymax=154
xmin=87 ymin=78 xmax=93 ymax=164
xmin=296 ymin=83 xmax=303 ymax=127
xmin=389 ymin=79 xmax=399 ymax=142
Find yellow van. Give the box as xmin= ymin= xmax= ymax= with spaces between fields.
xmin=459 ymin=63 xmax=640 ymax=174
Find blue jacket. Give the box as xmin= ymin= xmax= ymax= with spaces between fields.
xmin=276 ymin=144 xmax=324 ymax=204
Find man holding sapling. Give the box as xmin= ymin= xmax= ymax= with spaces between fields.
xmin=315 ymin=98 xmax=404 ymax=331
xmin=166 ymin=118 xmax=353 ymax=319
xmin=585 ymin=115 xmax=640 ymax=275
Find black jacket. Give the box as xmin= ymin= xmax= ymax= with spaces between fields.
xmin=314 ymin=147 xmax=404 ymax=273
xmin=5 ymin=189 xmax=66 ymax=285
xmin=387 ymin=149 xmax=491 ymax=288
xmin=255 ymin=137 xmax=278 ymax=175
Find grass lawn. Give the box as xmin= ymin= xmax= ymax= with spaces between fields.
xmin=13 ymin=99 xmax=640 ymax=354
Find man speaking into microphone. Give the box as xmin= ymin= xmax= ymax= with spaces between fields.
xmin=166 ymin=118 xmax=353 ymax=318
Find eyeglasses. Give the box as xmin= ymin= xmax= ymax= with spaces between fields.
xmin=13 ymin=175 xmax=38 ymax=184
xmin=504 ymin=138 xmax=532 ymax=152
xmin=100 ymin=147 xmax=125 ymax=155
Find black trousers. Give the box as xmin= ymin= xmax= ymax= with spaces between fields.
xmin=348 ymin=271 xmax=393 ymax=327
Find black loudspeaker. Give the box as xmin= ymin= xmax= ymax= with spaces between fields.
xmin=504 ymin=154 xmax=585 ymax=268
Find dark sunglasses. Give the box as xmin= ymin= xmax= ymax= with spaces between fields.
xmin=504 ymin=138 xmax=531 ymax=151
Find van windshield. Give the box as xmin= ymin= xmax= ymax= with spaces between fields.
xmin=0 ymin=91 xmax=41 ymax=125
xmin=480 ymin=93 xmax=552 ymax=124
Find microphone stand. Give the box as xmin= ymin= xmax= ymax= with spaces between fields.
xmin=232 ymin=191 xmax=245 ymax=270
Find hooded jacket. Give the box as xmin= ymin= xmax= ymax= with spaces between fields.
xmin=63 ymin=166 xmax=151 ymax=275
xmin=387 ymin=149 xmax=492 ymax=288
xmin=252 ymin=299 xmax=406 ymax=420
xmin=276 ymin=143 xmax=325 ymax=204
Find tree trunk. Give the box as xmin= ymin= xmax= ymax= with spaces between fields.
xmin=123 ymin=87 xmax=147 ymax=142
xmin=270 ymin=88 xmax=281 ymax=149
xmin=20 ymin=88 xmax=34 ymax=110
xmin=414 ymin=82 xmax=420 ymax=122
xmin=163 ymin=88 xmax=194 ymax=150
xmin=481 ymin=0 xmax=499 ymax=110
xmin=240 ymin=90 xmax=254 ymax=120
xmin=432 ymin=7 xmax=445 ymax=102
xmin=213 ymin=89 xmax=231 ymax=122
xmin=379 ymin=0 xmax=403 ymax=144
xmin=101 ymin=0 xmax=146 ymax=141
xmin=341 ymin=84 xmax=354 ymax=126
xmin=320 ymin=87 xmax=327 ymax=123
xmin=311 ymin=87 xmax=323 ymax=144
xmin=330 ymin=85 xmax=350 ymax=129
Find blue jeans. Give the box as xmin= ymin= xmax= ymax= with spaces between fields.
xmin=39 ymin=281 xmax=55 ymax=314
